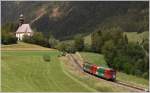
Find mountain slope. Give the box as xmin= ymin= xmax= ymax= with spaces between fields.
xmin=2 ymin=1 xmax=148 ymax=40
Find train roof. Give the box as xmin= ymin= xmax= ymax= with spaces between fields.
xmin=83 ymin=62 xmax=115 ymax=71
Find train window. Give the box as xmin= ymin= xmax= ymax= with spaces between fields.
xmin=111 ymin=70 xmax=116 ymax=78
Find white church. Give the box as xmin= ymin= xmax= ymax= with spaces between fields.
xmin=16 ymin=14 xmax=33 ymax=40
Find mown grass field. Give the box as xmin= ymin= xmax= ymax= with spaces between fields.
xmin=1 ymin=43 xmax=95 ymax=92
xmin=2 ymin=50 xmax=96 ymax=92
xmin=79 ymin=52 xmax=149 ymax=89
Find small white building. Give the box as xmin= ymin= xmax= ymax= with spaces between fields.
xmin=16 ymin=14 xmax=33 ymax=40
xmin=16 ymin=24 xmax=33 ymax=40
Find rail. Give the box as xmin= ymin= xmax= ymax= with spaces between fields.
xmin=66 ymin=53 xmax=148 ymax=92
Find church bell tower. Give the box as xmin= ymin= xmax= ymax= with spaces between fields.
xmin=19 ymin=14 xmax=24 ymax=26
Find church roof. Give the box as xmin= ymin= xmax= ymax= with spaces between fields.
xmin=16 ymin=24 xmax=32 ymax=33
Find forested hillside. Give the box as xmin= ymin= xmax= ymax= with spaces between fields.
xmin=2 ymin=1 xmax=148 ymax=40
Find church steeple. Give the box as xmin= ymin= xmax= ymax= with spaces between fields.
xmin=19 ymin=14 xmax=24 ymax=26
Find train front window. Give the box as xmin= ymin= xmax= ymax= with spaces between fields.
xmin=111 ymin=70 xmax=116 ymax=78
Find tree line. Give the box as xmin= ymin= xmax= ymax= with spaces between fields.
xmin=23 ymin=32 xmax=85 ymax=53
xmin=91 ymin=27 xmax=149 ymax=79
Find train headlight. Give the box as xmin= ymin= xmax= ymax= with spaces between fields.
xmin=113 ymin=75 xmax=115 ymax=79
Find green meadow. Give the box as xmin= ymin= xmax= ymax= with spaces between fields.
xmin=1 ymin=50 xmax=94 ymax=92
xmin=124 ymin=31 xmax=149 ymax=43
xmin=80 ymin=52 xmax=108 ymax=67
xmin=1 ymin=42 xmax=149 ymax=92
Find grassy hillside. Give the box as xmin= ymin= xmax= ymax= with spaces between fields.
xmin=124 ymin=31 xmax=149 ymax=43
xmin=2 ymin=50 xmax=95 ymax=92
xmin=1 ymin=42 xmax=96 ymax=91
xmin=79 ymin=52 xmax=149 ymax=88
xmin=2 ymin=1 xmax=148 ymax=40
xmin=80 ymin=52 xmax=108 ymax=67
xmin=83 ymin=31 xmax=149 ymax=45
xmin=1 ymin=42 xmax=55 ymax=51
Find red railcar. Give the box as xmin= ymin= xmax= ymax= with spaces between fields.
xmin=90 ymin=65 xmax=98 ymax=74
xmin=104 ymin=69 xmax=116 ymax=80
xmin=83 ymin=62 xmax=116 ymax=81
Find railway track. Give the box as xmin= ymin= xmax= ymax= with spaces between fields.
xmin=67 ymin=54 xmax=83 ymax=71
xmin=67 ymin=53 xmax=148 ymax=92
xmin=115 ymin=80 xmax=146 ymax=91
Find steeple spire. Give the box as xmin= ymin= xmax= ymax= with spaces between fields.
xmin=19 ymin=14 xmax=24 ymax=26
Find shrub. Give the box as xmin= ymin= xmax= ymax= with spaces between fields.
xmin=142 ymin=72 xmax=149 ymax=79
xmin=74 ymin=34 xmax=84 ymax=51
xmin=43 ymin=55 xmax=51 ymax=62
xmin=23 ymin=35 xmax=32 ymax=43
xmin=48 ymin=37 xmax=59 ymax=48
xmin=83 ymin=43 xmax=92 ymax=52
xmin=1 ymin=22 xmax=18 ymax=45
xmin=2 ymin=32 xmax=17 ymax=45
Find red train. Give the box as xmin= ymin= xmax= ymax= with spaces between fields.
xmin=83 ymin=62 xmax=116 ymax=81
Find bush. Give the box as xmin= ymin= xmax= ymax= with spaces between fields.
xmin=48 ymin=37 xmax=59 ymax=48
xmin=1 ymin=22 xmax=18 ymax=45
xmin=56 ymin=42 xmax=76 ymax=53
xmin=2 ymin=32 xmax=17 ymax=45
xmin=83 ymin=43 xmax=92 ymax=52
xmin=74 ymin=35 xmax=84 ymax=51
xmin=23 ymin=35 xmax=32 ymax=43
xmin=142 ymin=72 xmax=149 ymax=79
xmin=56 ymin=42 xmax=67 ymax=52
xmin=23 ymin=32 xmax=60 ymax=48
xmin=43 ymin=55 xmax=51 ymax=62
xmin=23 ymin=32 xmax=49 ymax=47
